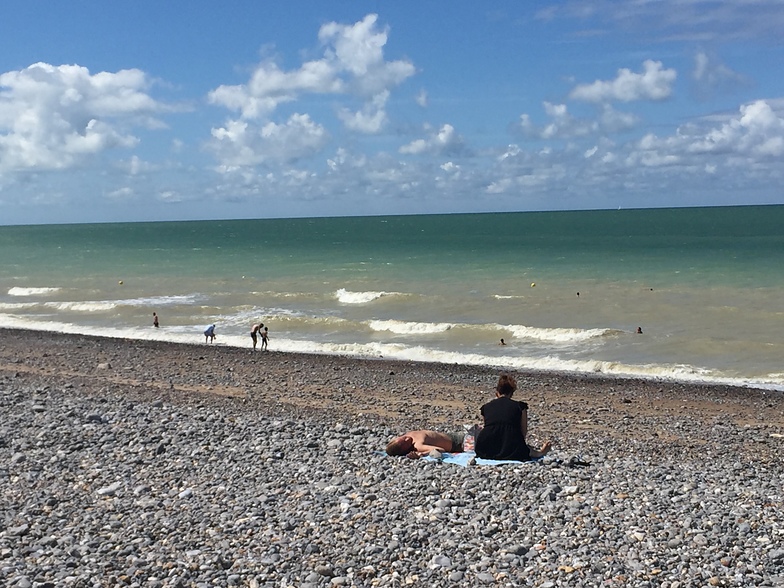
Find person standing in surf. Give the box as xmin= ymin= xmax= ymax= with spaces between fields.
xmin=251 ymin=322 xmax=263 ymax=350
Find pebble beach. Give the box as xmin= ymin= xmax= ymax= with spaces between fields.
xmin=2 ymin=328 xmax=783 ymax=588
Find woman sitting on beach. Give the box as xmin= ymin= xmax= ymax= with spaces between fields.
xmin=475 ymin=373 xmax=552 ymax=461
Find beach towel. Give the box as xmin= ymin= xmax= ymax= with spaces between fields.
xmin=379 ymin=449 xmax=587 ymax=468
xmin=423 ymin=451 xmax=532 ymax=467
xmin=376 ymin=450 xmax=528 ymax=466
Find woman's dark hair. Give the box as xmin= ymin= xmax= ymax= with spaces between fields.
xmin=496 ymin=373 xmax=517 ymax=396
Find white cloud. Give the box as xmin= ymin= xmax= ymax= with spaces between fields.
xmin=399 ymin=124 xmax=466 ymax=155
xmin=207 ymin=14 xmax=414 ymax=124
xmin=128 ymin=155 xmax=142 ymax=175
xmin=569 ymin=60 xmax=676 ymax=103
xmin=319 ymin=14 xmax=415 ymax=98
xmin=610 ymin=99 xmax=784 ymax=172
xmin=326 ymin=147 xmax=367 ymax=172
xmin=598 ymin=104 xmax=638 ymax=133
xmin=209 ymin=113 xmax=329 ymax=170
xmin=499 ymin=144 xmax=522 ymax=161
xmin=688 ymin=100 xmax=784 ymax=157
xmin=517 ymin=102 xmax=637 ymax=139
xmin=692 ymin=51 xmax=746 ymax=98
xmin=398 ymin=138 xmax=427 ymax=155
xmin=158 ymin=190 xmax=183 ymax=203
xmin=0 ymin=62 xmax=167 ymax=172
xmin=337 ymin=91 xmax=390 ymax=134
xmin=476 ymin=95 xmax=784 ymax=210
xmin=519 ymin=102 xmax=593 ymax=139
xmin=416 ymin=89 xmax=428 ymax=108
xmin=206 ymin=14 xmax=415 ymax=170
xmin=107 ymin=186 xmax=134 ymax=200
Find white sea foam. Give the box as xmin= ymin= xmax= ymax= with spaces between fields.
xmin=40 ymin=294 xmax=206 ymax=314
xmin=0 ymin=302 xmax=39 ymax=310
xmin=335 ymin=288 xmax=398 ymax=304
xmin=216 ymin=306 xmax=321 ymax=329
xmin=8 ymin=287 xmax=61 ymax=296
xmin=504 ymin=324 xmax=623 ymax=344
xmin=249 ymin=291 xmax=320 ymax=300
xmin=45 ymin=301 xmax=119 ymax=312
xmin=127 ymin=294 xmax=204 ymax=306
xmin=3 ymin=313 xmax=782 ymax=391
xmin=367 ymin=319 xmax=455 ymax=335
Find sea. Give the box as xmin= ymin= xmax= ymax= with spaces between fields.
xmin=1 ymin=205 xmax=783 ymax=391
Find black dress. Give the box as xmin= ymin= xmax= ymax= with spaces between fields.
xmin=475 ymin=396 xmax=531 ymax=461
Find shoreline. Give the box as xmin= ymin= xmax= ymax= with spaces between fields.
xmin=2 ymin=327 xmax=783 ymax=461
xmin=6 ymin=318 xmax=783 ymax=393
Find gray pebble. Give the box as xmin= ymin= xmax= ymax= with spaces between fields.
xmin=1 ymin=373 xmax=782 ymax=588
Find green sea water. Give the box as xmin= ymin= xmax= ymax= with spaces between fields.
xmin=2 ymin=205 xmax=783 ymax=389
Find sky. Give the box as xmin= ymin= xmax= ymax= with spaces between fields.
xmin=1 ymin=1 xmax=783 ymax=225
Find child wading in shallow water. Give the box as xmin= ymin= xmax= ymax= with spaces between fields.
xmin=475 ymin=373 xmax=552 ymax=461
xmin=261 ymin=326 xmax=269 ymax=351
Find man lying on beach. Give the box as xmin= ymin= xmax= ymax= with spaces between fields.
xmin=386 ymin=429 xmax=467 ymax=459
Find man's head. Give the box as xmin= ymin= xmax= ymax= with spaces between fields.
xmin=386 ymin=435 xmax=414 ymax=456
xmin=496 ymin=373 xmax=517 ymax=397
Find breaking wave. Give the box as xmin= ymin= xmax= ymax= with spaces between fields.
xmin=8 ymin=287 xmax=61 ymax=296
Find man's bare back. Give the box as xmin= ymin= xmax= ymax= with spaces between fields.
xmin=385 ymin=429 xmax=460 ymax=458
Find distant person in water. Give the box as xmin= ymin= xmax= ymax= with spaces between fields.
xmin=499 ymin=338 xmax=506 ymax=345
xmin=251 ymin=322 xmax=263 ymax=350
xmin=204 ymin=324 xmax=216 ymax=343
xmin=475 ymin=373 xmax=552 ymax=462
xmin=153 ymin=312 xmax=159 ymax=328
xmin=386 ymin=429 xmax=467 ymax=459
xmin=636 ymin=326 xmax=643 ymax=334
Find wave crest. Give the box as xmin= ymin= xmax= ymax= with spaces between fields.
xmin=505 ymin=325 xmax=624 ymax=343
xmin=45 ymin=301 xmax=118 ymax=312
xmin=8 ymin=287 xmax=61 ymax=296
xmin=336 ymin=288 xmax=391 ymax=304
xmin=368 ymin=319 xmax=454 ymax=335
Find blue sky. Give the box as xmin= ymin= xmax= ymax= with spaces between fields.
xmin=1 ymin=1 xmax=783 ymax=225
